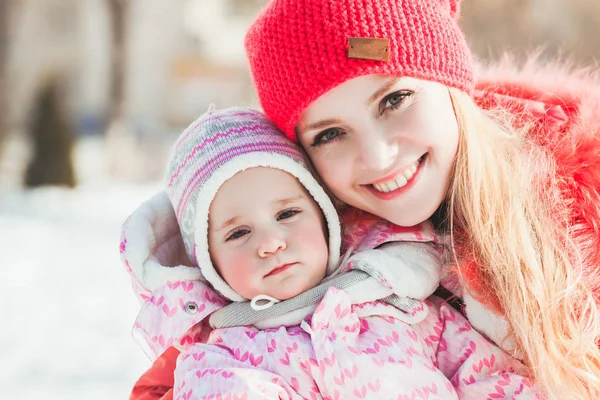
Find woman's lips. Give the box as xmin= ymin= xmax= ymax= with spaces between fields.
xmin=364 ymin=154 xmax=427 ymax=200
xmin=265 ymin=263 xmax=297 ymax=277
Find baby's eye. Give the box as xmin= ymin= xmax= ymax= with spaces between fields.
xmin=277 ymin=209 xmax=301 ymax=221
xmin=311 ymin=128 xmax=344 ymax=147
xmin=226 ymin=229 xmax=250 ymax=241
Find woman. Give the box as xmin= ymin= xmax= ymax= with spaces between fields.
xmin=243 ymin=0 xmax=600 ymax=398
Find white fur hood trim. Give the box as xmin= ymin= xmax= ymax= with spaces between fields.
xmin=120 ymin=190 xmax=204 ymax=301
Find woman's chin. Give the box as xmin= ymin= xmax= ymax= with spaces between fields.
xmin=374 ymin=202 xmax=440 ymax=227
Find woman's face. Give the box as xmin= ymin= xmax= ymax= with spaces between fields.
xmin=297 ymin=75 xmax=459 ymax=227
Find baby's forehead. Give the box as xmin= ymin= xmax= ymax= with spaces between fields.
xmin=209 ymin=166 xmax=322 ymax=223
xmin=222 ymin=166 xmax=308 ymax=194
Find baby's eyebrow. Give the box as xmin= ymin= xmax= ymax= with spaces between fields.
xmin=216 ymin=216 xmax=241 ymax=232
xmin=275 ymin=196 xmax=304 ymax=206
xmin=214 ymin=197 xmax=305 ymax=231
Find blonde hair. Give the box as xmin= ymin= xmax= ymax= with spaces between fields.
xmin=446 ymin=87 xmax=600 ymax=399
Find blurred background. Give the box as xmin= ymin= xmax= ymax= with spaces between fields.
xmin=0 ymin=0 xmax=598 ymax=398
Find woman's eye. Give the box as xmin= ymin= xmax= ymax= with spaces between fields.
xmin=311 ymin=128 xmax=343 ymax=147
xmin=277 ymin=209 xmax=301 ymax=221
xmin=226 ymin=229 xmax=250 ymax=241
xmin=380 ymin=90 xmax=413 ymax=114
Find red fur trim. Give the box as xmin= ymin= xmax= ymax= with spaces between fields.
xmin=461 ymin=54 xmax=600 ymax=311
xmin=449 ymin=230 xmax=505 ymax=314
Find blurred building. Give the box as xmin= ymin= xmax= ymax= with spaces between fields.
xmin=461 ymin=0 xmax=600 ymax=65
xmin=1 ymin=0 xmax=598 ymax=183
xmin=2 ymin=0 xmax=268 ymax=182
xmin=7 ymin=0 xmax=79 ymax=129
xmin=7 ymin=0 xmax=265 ymax=139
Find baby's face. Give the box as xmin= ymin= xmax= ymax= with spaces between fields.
xmin=208 ymin=167 xmax=329 ymax=301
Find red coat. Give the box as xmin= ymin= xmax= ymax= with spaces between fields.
xmin=130 ymin=347 xmax=178 ymax=400
xmin=464 ymin=56 xmax=600 ymax=313
xmin=130 ymin=57 xmax=600 ymax=399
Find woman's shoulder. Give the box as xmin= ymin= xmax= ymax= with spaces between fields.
xmin=474 ymin=54 xmax=600 ymax=146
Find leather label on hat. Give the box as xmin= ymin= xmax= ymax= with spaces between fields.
xmin=348 ymin=37 xmax=390 ymax=62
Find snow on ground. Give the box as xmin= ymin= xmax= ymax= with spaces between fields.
xmin=0 ymin=182 xmax=163 ymax=399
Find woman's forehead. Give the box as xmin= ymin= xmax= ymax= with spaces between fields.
xmin=299 ymin=75 xmax=423 ymax=123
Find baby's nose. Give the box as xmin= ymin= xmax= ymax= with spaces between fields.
xmin=257 ymin=232 xmax=287 ymax=257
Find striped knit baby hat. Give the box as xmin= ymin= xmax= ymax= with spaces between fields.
xmin=164 ymin=107 xmax=341 ymax=302
xmin=245 ymin=0 xmax=473 ymax=140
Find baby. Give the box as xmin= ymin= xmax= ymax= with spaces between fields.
xmin=124 ymin=107 xmax=540 ymax=400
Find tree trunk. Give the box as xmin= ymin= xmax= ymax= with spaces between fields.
xmin=107 ymin=0 xmax=128 ymax=122
xmin=25 ymin=79 xmax=76 ymax=187
xmin=104 ymin=0 xmax=133 ymax=180
xmin=0 ymin=0 xmax=10 ymax=152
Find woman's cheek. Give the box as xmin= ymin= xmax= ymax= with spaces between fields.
xmin=313 ymin=158 xmax=349 ymax=199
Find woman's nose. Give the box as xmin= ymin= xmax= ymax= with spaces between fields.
xmin=257 ymin=230 xmax=287 ymax=257
xmin=357 ymin=129 xmax=399 ymax=171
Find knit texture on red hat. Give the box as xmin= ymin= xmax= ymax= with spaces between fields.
xmin=245 ymin=0 xmax=474 ymax=140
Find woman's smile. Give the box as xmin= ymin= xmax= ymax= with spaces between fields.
xmin=365 ymin=154 xmax=427 ymax=194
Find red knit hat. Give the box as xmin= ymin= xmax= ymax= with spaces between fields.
xmin=245 ymin=0 xmax=474 ymax=140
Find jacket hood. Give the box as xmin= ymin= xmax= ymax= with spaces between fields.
xmin=120 ymin=191 xmax=205 ymax=302
xmin=120 ymin=191 xmax=226 ymax=359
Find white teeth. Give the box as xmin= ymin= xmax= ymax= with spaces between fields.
xmin=372 ymin=159 xmax=420 ymax=193
xmin=387 ymin=180 xmax=400 ymax=192
xmin=395 ymin=174 xmax=408 ymax=187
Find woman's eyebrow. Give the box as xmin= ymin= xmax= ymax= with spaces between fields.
xmin=366 ymin=77 xmax=401 ymax=106
xmin=297 ymin=118 xmax=342 ymax=136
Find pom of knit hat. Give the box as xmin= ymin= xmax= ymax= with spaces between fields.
xmin=164 ymin=107 xmax=341 ymax=301
xmin=245 ymin=0 xmax=473 ymax=140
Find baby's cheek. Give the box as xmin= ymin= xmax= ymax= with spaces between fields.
xmin=219 ymin=253 xmax=252 ymax=291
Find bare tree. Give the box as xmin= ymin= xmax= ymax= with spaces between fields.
xmin=104 ymin=0 xmax=136 ymax=180
xmin=106 ymin=0 xmax=128 ymax=123
xmin=25 ymin=77 xmax=76 ymax=187
xmin=0 ymin=0 xmax=11 ymax=152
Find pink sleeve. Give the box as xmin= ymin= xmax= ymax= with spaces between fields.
xmin=430 ymin=299 xmax=544 ymax=399
xmin=132 ymin=282 xmax=227 ymax=360
xmin=174 ymin=343 xmax=297 ymax=400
